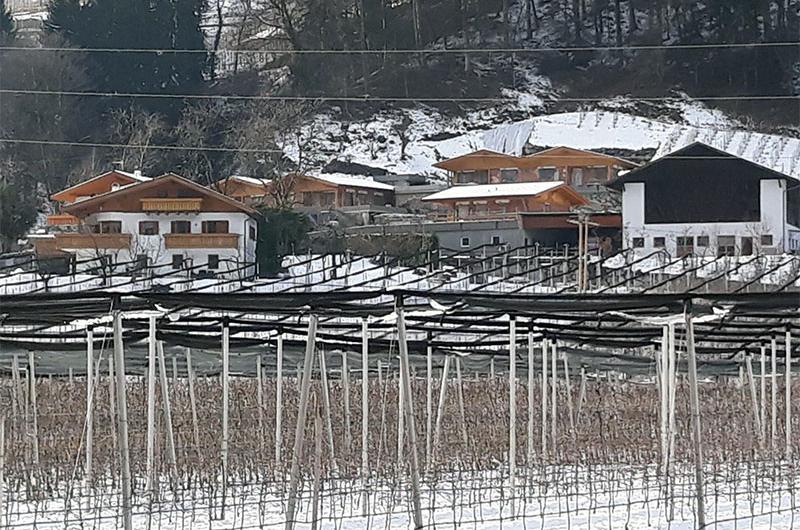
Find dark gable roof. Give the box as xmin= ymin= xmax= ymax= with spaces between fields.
xmin=607 ymin=141 xmax=795 ymax=191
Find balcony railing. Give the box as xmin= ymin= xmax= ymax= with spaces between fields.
xmin=55 ymin=233 xmax=132 ymax=249
xmin=164 ymin=233 xmax=239 ymax=249
xmin=46 ymin=213 xmax=79 ymax=226
xmin=427 ymin=211 xmax=519 ymax=222
xmin=141 ymin=198 xmax=203 ymax=212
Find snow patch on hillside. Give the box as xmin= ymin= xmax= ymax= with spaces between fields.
xmin=287 ymin=99 xmax=799 ymax=182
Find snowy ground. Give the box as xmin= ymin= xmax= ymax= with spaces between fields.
xmin=283 ymin=100 xmax=800 ymax=183
xmin=4 ymin=465 xmax=800 ymax=529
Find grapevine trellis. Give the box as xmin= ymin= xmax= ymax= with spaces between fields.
xmin=0 ymin=246 xmax=798 ymax=528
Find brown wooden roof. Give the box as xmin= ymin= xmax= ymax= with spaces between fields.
xmin=64 ymin=173 xmax=260 ymax=218
xmin=433 ymin=146 xmax=639 ymax=172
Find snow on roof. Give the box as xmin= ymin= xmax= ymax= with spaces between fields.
xmin=116 ymin=170 xmax=151 ymax=182
xmin=312 ymin=173 xmax=394 ymax=191
xmin=422 ymin=181 xmax=563 ymax=201
xmin=230 ymin=175 xmax=271 ymax=187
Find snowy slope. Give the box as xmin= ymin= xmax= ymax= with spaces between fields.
xmin=286 ymin=101 xmax=800 ymax=182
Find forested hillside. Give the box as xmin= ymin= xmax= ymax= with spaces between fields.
xmin=0 ymin=0 xmax=798 ymax=249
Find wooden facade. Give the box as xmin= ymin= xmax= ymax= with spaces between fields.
xmin=422 ymin=182 xmax=590 ymax=222
xmin=434 ymin=146 xmax=638 ymax=187
xmin=217 ymin=174 xmax=395 ymax=209
xmin=65 ymin=173 xmax=254 ymax=218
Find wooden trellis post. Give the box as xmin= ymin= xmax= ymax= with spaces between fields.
xmin=275 ymin=334 xmax=284 ymax=467
xmin=145 ymin=315 xmax=157 ymax=495
xmin=112 ymin=309 xmax=133 ymax=530
xmin=285 ymin=315 xmax=319 ymax=530
xmin=684 ymin=303 xmax=706 ymax=530
xmin=508 ymin=317 xmax=517 ymax=514
xmin=85 ymin=328 xmax=94 ymax=484
xmin=786 ymin=329 xmax=793 ymax=458
xmin=395 ymin=299 xmax=423 ymax=529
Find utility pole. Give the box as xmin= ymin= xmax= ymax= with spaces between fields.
xmin=568 ymin=211 xmax=598 ymax=292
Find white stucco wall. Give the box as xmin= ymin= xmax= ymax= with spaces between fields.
xmin=65 ymin=211 xmax=257 ymax=277
xmin=622 ymin=179 xmax=791 ymax=256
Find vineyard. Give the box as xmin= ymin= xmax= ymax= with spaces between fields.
xmin=0 ymin=247 xmax=798 ymax=528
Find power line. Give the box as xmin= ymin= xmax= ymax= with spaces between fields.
xmin=1 ymin=41 xmax=798 ymax=55
xmin=0 ymin=138 xmax=282 ymax=153
xmin=0 ymin=137 xmax=798 ymax=163
xmin=1 ymin=88 xmax=798 ymax=103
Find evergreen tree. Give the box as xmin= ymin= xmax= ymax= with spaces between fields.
xmin=47 ymin=0 xmax=210 ymax=118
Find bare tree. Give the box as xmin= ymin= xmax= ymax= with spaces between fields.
xmin=227 ymin=101 xmax=316 ymax=209
xmin=109 ymin=107 xmax=168 ymax=173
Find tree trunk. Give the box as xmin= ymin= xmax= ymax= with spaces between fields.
xmin=628 ymin=0 xmax=637 ymax=35
xmin=358 ymin=0 xmax=369 ymax=93
xmin=572 ymin=0 xmax=581 ymax=40
xmin=503 ymin=0 xmax=510 ymax=45
xmin=211 ymin=0 xmax=224 ymax=78
xmin=461 ymin=0 xmax=471 ymax=72
xmin=614 ymin=0 xmax=623 ymax=47
xmin=412 ymin=0 xmax=422 ymax=49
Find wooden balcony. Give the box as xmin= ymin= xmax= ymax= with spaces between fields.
xmin=55 ymin=233 xmax=132 ymax=249
xmin=140 ymin=198 xmax=203 ymax=212
xmin=46 ymin=213 xmax=80 ymax=226
xmin=164 ymin=233 xmax=239 ymax=249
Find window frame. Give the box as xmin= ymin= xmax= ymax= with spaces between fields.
xmin=499 ymin=168 xmax=519 ymax=183
xmin=761 ymin=234 xmax=773 ymax=246
xmin=717 ymin=235 xmax=736 ymax=257
xmin=171 ymin=254 xmax=184 ymax=269
xmin=201 ymin=220 xmax=229 ymax=234
xmin=537 ymin=167 xmax=558 ymax=181
xmin=632 ymin=237 xmax=645 ymax=248
xmin=170 ymin=220 xmax=192 ymax=234
xmin=99 ymin=220 xmax=122 ymax=234
xmin=653 ymin=237 xmax=666 ymax=248
xmin=460 ymin=236 xmax=470 ymax=248
xmin=138 ymin=221 xmax=159 ymax=236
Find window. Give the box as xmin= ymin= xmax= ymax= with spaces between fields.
xmin=99 ymin=221 xmax=121 ymax=234
xmin=139 ymin=221 xmax=159 ymax=235
xmin=134 ymin=255 xmax=148 ymax=270
xmin=632 ymin=237 xmax=644 ymax=248
xmin=676 ymin=236 xmax=694 ymax=257
xmin=584 ymin=166 xmax=609 ymax=183
xmin=500 ymin=169 xmax=518 ymax=183
xmin=717 ymin=236 xmax=736 ymax=257
xmin=201 ymin=220 xmax=229 ymax=234
xmin=697 ymin=235 xmax=709 ymax=247
xmin=456 ymin=170 xmax=489 ymax=185
xmin=208 ymin=254 xmax=219 ymax=269
xmin=460 ymin=236 xmax=470 ymax=248
xmin=570 ymin=168 xmax=584 ymax=186
xmin=171 ymin=221 xmax=192 ymax=234
xmin=171 ymin=254 xmax=184 ymax=269
xmin=653 ymin=237 xmax=665 ymax=248
xmin=537 ymin=167 xmax=557 ymax=181
xmin=741 ymin=236 xmax=753 ymax=256
xmin=491 ymin=235 xmax=502 ymax=245
xmin=249 ymin=225 xmax=257 ymax=241
xmin=761 ymin=234 xmax=773 ymax=246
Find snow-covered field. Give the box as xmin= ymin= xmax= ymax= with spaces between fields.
xmin=5 ymin=465 xmax=800 ymax=529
